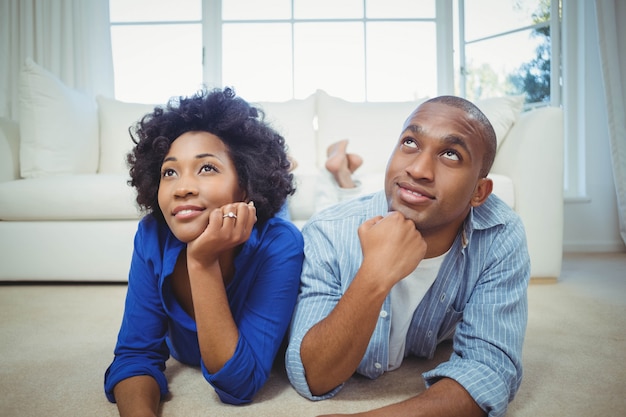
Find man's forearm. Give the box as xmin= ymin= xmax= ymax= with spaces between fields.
xmin=318 ymin=378 xmax=485 ymax=417
xmin=300 ymin=273 xmax=389 ymax=396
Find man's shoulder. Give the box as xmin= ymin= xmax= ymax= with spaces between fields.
xmin=305 ymin=190 xmax=384 ymax=228
xmin=473 ymin=194 xmax=523 ymax=229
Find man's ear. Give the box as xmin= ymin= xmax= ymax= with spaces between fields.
xmin=471 ymin=177 xmax=493 ymax=207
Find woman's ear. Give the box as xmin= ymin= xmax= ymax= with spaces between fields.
xmin=471 ymin=177 xmax=493 ymax=207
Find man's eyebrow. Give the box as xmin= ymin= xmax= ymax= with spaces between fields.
xmin=404 ymin=124 xmax=422 ymax=134
xmin=442 ymin=135 xmax=471 ymax=155
xmin=403 ymin=124 xmax=472 ymax=155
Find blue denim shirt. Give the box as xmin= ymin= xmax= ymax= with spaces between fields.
xmin=286 ymin=190 xmax=530 ymax=417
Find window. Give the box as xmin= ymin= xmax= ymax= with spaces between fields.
xmin=110 ymin=0 xmax=560 ymax=106
xmin=110 ymin=0 xmax=443 ymax=103
xmin=458 ymin=0 xmax=561 ymax=107
xmin=219 ymin=0 xmax=439 ymax=102
xmin=109 ymin=0 xmax=204 ymax=103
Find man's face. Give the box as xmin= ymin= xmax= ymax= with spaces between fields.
xmin=384 ymin=101 xmax=489 ymax=239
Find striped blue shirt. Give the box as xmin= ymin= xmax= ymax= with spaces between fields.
xmin=286 ymin=190 xmax=530 ymax=417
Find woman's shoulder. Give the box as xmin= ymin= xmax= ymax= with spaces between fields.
xmin=250 ymin=216 xmax=304 ymax=251
xmin=264 ymin=216 xmax=303 ymax=241
xmin=135 ymin=214 xmax=180 ymax=251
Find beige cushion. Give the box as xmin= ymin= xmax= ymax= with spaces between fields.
xmin=474 ymin=95 xmax=525 ymax=150
xmin=255 ymin=94 xmax=318 ymax=221
xmin=254 ymin=93 xmax=317 ymax=173
xmin=315 ymin=90 xmax=427 ymax=175
xmin=19 ymin=58 xmax=99 ymax=178
xmin=0 ymin=175 xmax=140 ymax=221
xmin=97 ymin=96 xmax=156 ymax=174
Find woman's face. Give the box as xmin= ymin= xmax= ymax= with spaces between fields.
xmin=157 ymin=131 xmax=245 ymax=243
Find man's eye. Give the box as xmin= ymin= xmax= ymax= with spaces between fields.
xmin=402 ymin=138 xmax=417 ymax=148
xmin=442 ymin=150 xmax=460 ymax=161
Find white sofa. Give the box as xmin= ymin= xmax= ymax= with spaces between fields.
xmin=0 ymin=59 xmax=564 ymax=282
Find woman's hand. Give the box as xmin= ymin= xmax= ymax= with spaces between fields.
xmin=186 ymin=201 xmax=257 ymax=267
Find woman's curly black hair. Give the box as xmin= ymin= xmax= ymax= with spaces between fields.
xmin=126 ymin=87 xmax=295 ymax=224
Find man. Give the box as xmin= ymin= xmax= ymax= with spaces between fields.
xmin=286 ymin=96 xmax=530 ymax=417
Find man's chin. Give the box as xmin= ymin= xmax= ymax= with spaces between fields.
xmin=388 ymin=205 xmax=422 ymax=229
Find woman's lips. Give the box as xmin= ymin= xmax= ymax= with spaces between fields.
xmin=172 ymin=206 xmax=205 ymax=219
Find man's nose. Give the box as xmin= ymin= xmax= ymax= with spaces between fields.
xmin=406 ymin=153 xmax=434 ymax=181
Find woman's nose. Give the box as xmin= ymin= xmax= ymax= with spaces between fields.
xmin=174 ymin=176 xmax=199 ymax=198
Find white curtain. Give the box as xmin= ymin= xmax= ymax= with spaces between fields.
xmin=0 ymin=0 xmax=114 ymax=120
xmin=595 ymin=0 xmax=626 ymax=245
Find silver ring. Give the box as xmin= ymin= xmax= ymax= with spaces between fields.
xmin=222 ymin=211 xmax=237 ymax=219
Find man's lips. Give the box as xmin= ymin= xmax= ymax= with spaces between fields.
xmin=397 ymin=182 xmax=435 ymax=200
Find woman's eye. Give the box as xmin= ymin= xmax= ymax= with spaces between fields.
xmin=162 ymin=168 xmax=176 ymax=177
xmin=200 ymin=163 xmax=217 ymax=173
xmin=442 ymin=150 xmax=460 ymax=161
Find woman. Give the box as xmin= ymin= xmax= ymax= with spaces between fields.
xmin=104 ymin=87 xmax=304 ymax=415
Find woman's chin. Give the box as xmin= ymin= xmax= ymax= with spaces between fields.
xmin=171 ymin=228 xmax=203 ymax=244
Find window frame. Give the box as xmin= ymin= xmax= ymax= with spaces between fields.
xmin=202 ymin=0 xmax=455 ymax=101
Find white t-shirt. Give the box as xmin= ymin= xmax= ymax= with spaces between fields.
xmin=387 ymin=250 xmax=448 ymax=370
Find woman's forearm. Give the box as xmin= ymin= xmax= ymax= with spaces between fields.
xmin=188 ymin=260 xmax=239 ymax=374
xmin=113 ymin=375 xmax=160 ymax=417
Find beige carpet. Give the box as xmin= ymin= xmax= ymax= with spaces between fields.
xmin=1 ymin=252 xmax=625 ymax=417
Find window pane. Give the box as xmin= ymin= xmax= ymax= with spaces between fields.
xmin=222 ymin=23 xmax=293 ymax=101
xmin=109 ymin=0 xmax=200 ymax=22
xmin=222 ymin=0 xmax=291 ymax=20
xmin=367 ymin=22 xmax=437 ymax=101
xmin=294 ymin=22 xmax=365 ymax=100
xmin=465 ymin=0 xmax=544 ymax=40
xmin=111 ymin=24 xmax=203 ymax=103
xmin=366 ymin=0 xmax=435 ymax=19
xmin=294 ymin=0 xmax=363 ymax=19
xmin=464 ymin=29 xmax=544 ymax=101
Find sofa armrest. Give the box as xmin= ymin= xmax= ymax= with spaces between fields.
xmin=0 ymin=117 xmax=20 ymax=182
xmin=491 ymin=106 xmax=564 ymax=279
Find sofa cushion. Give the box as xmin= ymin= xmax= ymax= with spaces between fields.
xmin=19 ymin=58 xmax=99 ymax=178
xmin=474 ymin=95 xmax=525 ymax=150
xmin=255 ymin=94 xmax=318 ymax=220
xmin=488 ymin=173 xmax=515 ymax=208
xmin=0 ymin=175 xmax=140 ymax=221
xmin=316 ymin=90 xmax=427 ymax=175
xmin=97 ymin=96 xmax=157 ymax=174
xmin=254 ymin=93 xmax=317 ymax=174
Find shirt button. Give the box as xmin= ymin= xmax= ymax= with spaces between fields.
xmin=374 ymin=362 xmax=382 ymax=369
xmin=379 ymin=310 xmax=388 ymax=318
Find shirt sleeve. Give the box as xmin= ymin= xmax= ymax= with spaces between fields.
xmin=104 ymin=220 xmax=170 ymax=403
xmin=285 ymin=220 xmax=347 ymax=400
xmin=423 ymin=218 xmax=531 ymax=417
xmin=201 ymin=223 xmax=304 ymax=404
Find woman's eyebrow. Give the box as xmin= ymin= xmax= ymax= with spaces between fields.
xmin=163 ymin=153 xmax=220 ymax=163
